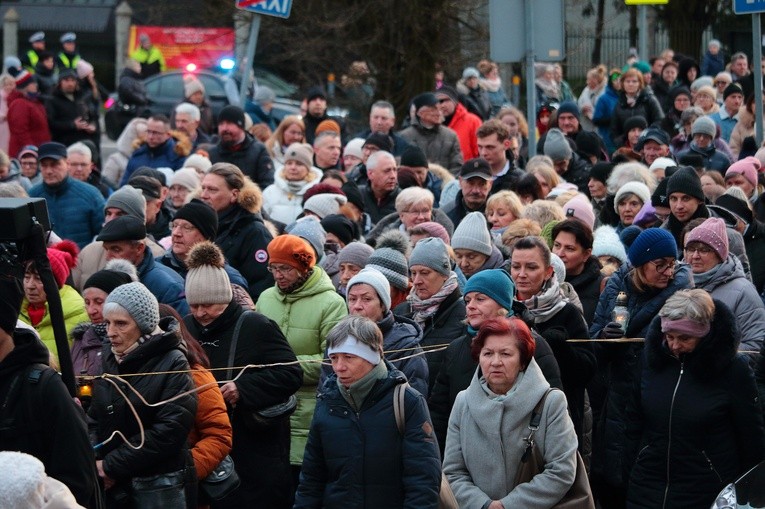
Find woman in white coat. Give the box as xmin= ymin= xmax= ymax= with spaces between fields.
xmin=262 ymin=142 xmax=322 ymax=224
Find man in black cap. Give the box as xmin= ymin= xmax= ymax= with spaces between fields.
xmin=56 ymin=32 xmax=80 ymax=70
xmin=20 ymin=31 xmax=46 ymax=72
xmin=97 ymin=215 xmax=189 ymax=315
xmin=45 ymin=68 xmax=98 ymax=147
xmin=399 ymin=92 xmax=463 ymax=174
xmin=710 ymin=83 xmax=743 ymax=143
xmin=128 ymin=174 xmax=170 ymax=239
xmin=636 ymin=126 xmax=672 ymax=167
xmin=302 ymin=85 xmax=346 ymax=145
xmin=441 ymin=158 xmax=493 ymax=227
xmin=207 ymin=105 xmax=274 ymax=189
xmin=28 ymin=142 xmax=105 ymax=248
xmin=352 ymin=100 xmax=411 ymax=157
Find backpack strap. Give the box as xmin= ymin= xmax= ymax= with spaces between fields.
xmin=393 ymin=382 xmax=409 ymax=436
xmin=226 ymin=311 xmax=252 ymax=381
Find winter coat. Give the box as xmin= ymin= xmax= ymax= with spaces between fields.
xmin=207 ymin=132 xmax=275 ymax=189
xmin=0 ymin=328 xmax=100 ymax=507
xmin=742 ymin=219 xmax=765 ymax=293
xmin=117 ymin=68 xmax=147 ymax=106
xmin=28 ymin=175 xmax=105 ymax=249
xmin=566 ymin=256 xmax=604 ymax=326
xmin=445 ymin=102 xmax=482 ymax=160
xmin=294 ymin=362 xmax=441 ymax=509
xmin=215 ymin=185 xmax=274 ymax=302
xmin=677 ymin=142 xmax=731 ymax=174
xmin=428 ymin=328 xmax=563 ymax=454
xmin=399 ymin=119 xmax=463 ymax=175
xmin=691 ymin=255 xmax=765 ymax=355
xmin=441 ymin=190 xmax=485 ymax=229
xmin=651 ymin=79 xmax=676 ymax=115
xmin=560 ymin=151 xmax=592 ymax=196
xmin=365 ymin=209 xmax=454 ymax=247
xmin=456 ymin=79 xmax=493 ymax=120
xmin=7 ymin=89 xmax=51 ymax=158
xmin=184 ymin=302 xmax=303 ymax=507
xmin=89 ymin=330 xmax=197 ymax=491
xmin=360 ymin=184 xmax=400 ymax=225
xmin=71 ymin=238 xmax=165 ymax=292
xmin=443 ymin=358 xmax=578 ymax=509
xmin=102 ymin=117 xmax=146 ymax=187
xmin=729 ymin=106 xmax=754 ymax=160
xmin=303 ymin=112 xmax=346 ymax=145
xmin=709 ymin=107 xmax=739 ymax=144
xmin=18 ymin=284 xmax=89 ymax=361
xmin=135 ymin=248 xmax=189 ymax=316
xmin=120 ymin=139 xmax=186 ymax=186
xmin=70 ymin=322 xmax=106 ymax=377
xmin=394 ymin=287 xmax=467 ymax=393
xmin=625 ymin=301 xmax=765 ymax=509
xmin=701 ymin=50 xmax=726 ymax=78
xmin=353 ymin=128 xmax=412 ymax=158
xmin=244 ymin=101 xmax=277 ymax=131
xmin=588 ymin=262 xmax=693 ymax=488
xmin=187 ymin=366 xmax=232 ymax=480
xmin=256 ymin=266 xmax=348 ymax=465
xmin=262 ymin=167 xmax=323 ymax=225
xmin=610 ymin=89 xmax=665 ymax=147
xmin=45 ymin=87 xmax=99 ymax=147
xmin=593 ymin=85 xmax=620 ymax=153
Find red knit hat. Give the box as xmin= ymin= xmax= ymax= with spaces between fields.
xmin=47 ymin=241 xmax=79 ymax=288
xmin=267 ymin=234 xmax=316 ymax=271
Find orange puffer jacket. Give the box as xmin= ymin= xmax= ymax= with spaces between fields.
xmin=188 ymin=366 xmax=233 ymax=479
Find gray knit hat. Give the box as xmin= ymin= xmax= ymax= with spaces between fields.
xmin=337 ymin=242 xmax=374 ymax=268
xmin=409 ymin=237 xmax=451 ymax=276
xmin=451 ymin=211 xmax=492 ymax=256
xmin=367 ymin=248 xmax=409 ymax=291
xmin=185 ymin=241 xmax=232 ymax=306
xmin=286 ymin=216 xmax=326 ymax=262
xmin=105 ymin=185 xmax=146 ymax=222
xmin=347 ymin=267 xmax=391 ymax=312
xmin=284 ymin=142 xmax=314 ymax=169
xmin=691 ymin=116 xmax=716 ymax=138
xmin=303 ymin=193 xmax=348 ymax=219
xmin=543 ymin=128 xmax=572 ymax=162
xmin=105 ymin=282 xmax=159 ymax=334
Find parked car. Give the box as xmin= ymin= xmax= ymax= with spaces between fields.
xmin=712 ymin=460 xmax=765 ymax=508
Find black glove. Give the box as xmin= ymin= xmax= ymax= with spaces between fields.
xmin=601 ymin=321 xmax=625 ymax=339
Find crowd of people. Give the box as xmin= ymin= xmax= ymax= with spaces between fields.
xmin=2 ymin=33 xmax=765 ymax=509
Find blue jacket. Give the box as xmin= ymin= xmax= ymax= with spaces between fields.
xmin=294 ymin=362 xmax=441 ymax=509
xmin=592 ymin=85 xmax=619 ymax=154
xmin=678 ymin=143 xmax=731 ymax=174
xmin=158 ymin=249 xmax=249 ymax=289
xmin=136 ymin=248 xmax=189 ymax=316
xmin=244 ymin=101 xmax=277 ymax=131
xmin=120 ymin=139 xmax=186 ymax=186
xmin=29 ymin=176 xmax=105 ymax=248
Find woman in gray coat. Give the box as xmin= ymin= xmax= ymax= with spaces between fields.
xmin=685 ymin=217 xmax=765 ymax=355
xmin=443 ymin=316 xmax=578 ymax=509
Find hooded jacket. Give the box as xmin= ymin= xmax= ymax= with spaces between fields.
xmin=625 ymin=301 xmax=765 ymax=508
xmin=445 ymin=101 xmax=482 ymax=160
xmin=7 ymin=89 xmax=51 ymax=158
xmin=70 ymin=322 xmax=106 ymax=377
xmin=262 ymin=166 xmax=323 ymax=225
xmin=208 ymin=132 xmax=275 ymax=189
xmin=102 ymin=117 xmax=147 ymax=187
xmin=399 ymin=117 xmax=463 ymax=175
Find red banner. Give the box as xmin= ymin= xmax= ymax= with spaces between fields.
xmin=129 ymin=26 xmax=234 ymax=71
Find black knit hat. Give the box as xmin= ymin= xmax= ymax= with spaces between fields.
xmin=363 ymin=132 xmax=393 ymax=153
xmin=623 ymin=116 xmax=647 ymax=134
xmin=305 ymin=86 xmax=327 ymax=102
xmin=575 ymin=131 xmax=602 ymax=159
xmin=651 ymin=177 xmax=670 ymax=207
xmin=400 ymin=145 xmax=428 ymax=168
xmin=83 ymin=269 xmax=133 ymax=295
xmin=589 ymin=162 xmax=615 ymax=184
xmin=716 ymin=193 xmax=753 ymax=224
xmin=666 ymin=166 xmax=704 ymax=201
xmin=677 ymin=153 xmax=704 ymax=171
xmin=218 ymin=105 xmax=245 ymax=129
xmin=321 ymin=214 xmax=357 ymax=245
xmin=174 ymin=199 xmax=219 ymax=240
xmin=723 ymin=82 xmax=744 ymax=101
xmin=341 ymin=181 xmax=364 ymax=212
xmin=435 ymin=85 xmax=459 ymax=103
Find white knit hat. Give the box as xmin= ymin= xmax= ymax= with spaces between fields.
xmin=593 ymin=225 xmax=628 ymax=264
xmin=303 ymin=193 xmax=347 ymax=219
xmin=347 ymin=267 xmax=391 ymax=312
xmin=170 ymin=167 xmax=201 ymax=192
xmin=614 ymin=181 xmax=651 ymax=212
xmin=451 ymin=211 xmax=492 ymax=256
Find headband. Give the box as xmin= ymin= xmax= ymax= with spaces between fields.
xmin=660 ymin=317 xmax=710 ymax=338
xmin=327 ymin=335 xmax=381 ymax=366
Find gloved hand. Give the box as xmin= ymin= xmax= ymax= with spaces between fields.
xmin=601 ymin=321 xmax=625 ymax=339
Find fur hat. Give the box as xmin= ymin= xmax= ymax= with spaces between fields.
xmin=185 ymin=242 xmax=233 ymax=305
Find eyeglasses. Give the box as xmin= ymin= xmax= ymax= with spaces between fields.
xmin=171 ymin=222 xmax=197 ymax=233
xmin=146 ymin=129 xmax=167 ymax=136
xmin=650 ymin=259 xmax=676 ymax=274
xmin=714 ymin=81 xmax=731 ymax=86
xmin=267 ymin=264 xmax=296 ymax=275
xmin=684 ymin=245 xmax=714 ymax=256
xmin=403 ymin=209 xmax=430 ymax=217
xmin=20 ymin=161 xmax=37 ymax=167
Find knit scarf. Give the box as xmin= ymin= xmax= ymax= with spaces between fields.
xmin=535 ymin=78 xmax=560 ymax=100
xmin=410 ymin=273 xmax=459 ymax=326
xmin=480 ymin=76 xmax=502 ymax=93
xmin=522 ymin=277 xmax=569 ymax=324
xmin=93 ymin=322 xmax=109 ymax=342
xmin=337 ymin=361 xmax=388 ymax=412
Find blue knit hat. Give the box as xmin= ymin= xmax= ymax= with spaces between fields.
xmin=463 ymin=269 xmax=515 ymax=313
xmin=557 ymin=100 xmax=580 ymax=120
xmin=627 ymin=228 xmax=677 ymax=267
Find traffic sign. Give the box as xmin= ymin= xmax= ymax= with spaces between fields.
xmin=734 ymin=0 xmax=765 ymax=15
xmin=236 ymin=0 xmax=293 ymax=18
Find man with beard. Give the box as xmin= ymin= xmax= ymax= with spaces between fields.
xmin=119 ymin=115 xmax=185 ymax=185
xmin=207 ymin=105 xmax=274 ymax=189
xmin=441 ymin=158 xmax=493 ymax=227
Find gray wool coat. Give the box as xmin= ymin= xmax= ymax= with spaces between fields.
xmin=443 ymin=358 xmax=578 ymax=509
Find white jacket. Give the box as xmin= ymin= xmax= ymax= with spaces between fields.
xmin=262 ymin=166 xmax=323 ymax=224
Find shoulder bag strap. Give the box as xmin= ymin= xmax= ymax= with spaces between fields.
xmin=393 ymin=382 xmax=409 ymax=436
xmin=522 ymin=388 xmax=555 ymax=461
xmin=226 ymin=311 xmax=251 ymax=381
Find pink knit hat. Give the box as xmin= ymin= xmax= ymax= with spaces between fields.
xmin=725 ymin=156 xmax=760 ymax=188
xmin=685 ymin=217 xmax=728 ymax=261
xmin=562 ymin=195 xmax=595 ymax=230
xmin=412 ymin=221 xmax=450 ymax=245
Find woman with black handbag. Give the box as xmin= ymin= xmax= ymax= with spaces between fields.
xmin=183 ymin=242 xmax=303 ymax=509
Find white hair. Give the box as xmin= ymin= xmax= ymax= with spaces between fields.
xmin=607 ymin=162 xmax=657 ymax=195
xmin=67 ymin=142 xmax=92 ymax=161
xmin=367 ymin=150 xmax=396 ymax=172
xmin=175 ymin=102 xmax=201 ymax=122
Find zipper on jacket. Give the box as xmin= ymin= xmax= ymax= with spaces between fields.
xmin=702 ymin=450 xmax=723 ymax=483
xmin=662 ymin=362 xmax=684 ymax=509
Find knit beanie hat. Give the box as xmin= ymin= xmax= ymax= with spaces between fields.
xmin=15 ymin=70 xmax=34 ymax=89
xmin=170 ymin=168 xmax=201 ymax=192
xmin=284 ymin=142 xmax=314 ymax=169
xmin=341 ymin=181 xmax=365 ymax=212
xmin=563 ymin=195 xmax=596 ymax=230
xmin=623 ymin=116 xmax=648 ymax=134
xmin=347 ymin=267 xmax=391 ymax=312
xmin=105 ymin=185 xmax=146 ymax=221
xmin=304 ymin=193 xmax=348 ymax=219
xmin=409 ymin=237 xmax=451 ymax=276
xmin=316 ymin=119 xmax=341 ymax=135
xmin=76 ymin=59 xmax=94 ymax=80
xmin=691 ymin=116 xmax=716 ymax=138
xmin=666 ymin=166 xmax=704 ymax=201
xmin=47 ymin=241 xmax=78 ymax=289
xmin=302 ymin=183 xmax=346 ymax=205
xmin=619 ymin=225 xmax=643 ymax=249
xmin=183 ymin=154 xmax=212 ymax=174
xmin=649 ymin=157 xmax=676 ymax=173
xmin=84 ymin=267 xmax=135 ymax=295
xmin=627 ymin=228 xmax=677 ymax=267
xmin=593 ymin=225 xmax=628 ymax=264
xmin=185 ymin=241 xmax=233 ymax=305
xmin=254 ymin=85 xmax=276 ymax=103
xmin=343 ymin=138 xmax=365 ymax=159
xmin=451 ymin=212 xmax=492 ymax=256
xmin=715 ymin=189 xmax=754 ymax=224
xmin=337 ymin=242 xmax=374 ymax=268
xmin=413 ymin=221 xmax=450 ymax=245
xmin=725 ymin=156 xmax=760 ymax=188
xmin=575 ymin=131 xmax=602 ymax=160
xmin=540 ymin=220 xmax=561 ymax=248
xmin=321 ymin=214 xmax=357 ymax=246
xmin=268 ymin=234 xmax=316 ymax=271
xmin=686 ymin=217 xmax=729 ymax=261
xmin=550 ymin=253 xmax=566 ymax=283
xmin=723 ymin=82 xmax=744 ymax=100
xmin=174 ymin=199 xmax=218 ymax=240
xmin=105 ymin=282 xmax=160 ymax=334
xmin=614 ymin=182 xmax=651 ymax=212
xmin=285 ymin=216 xmax=326 ymax=261
xmin=651 ymin=178 xmax=670 ymax=207
xmin=435 ymin=84 xmax=460 ymax=103
xmin=184 ymin=77 xmax=205 ymax=98
xmin=218 ymin=105 xmax=246 ymax=129
xmin=368 ymin=248 xmax=409 ymax=291
xmin=463 ymin=269 xmax=515 ymax=312
xmin=557 ymin=101 xmax=580 ymax=120
xmin=543 ymin=128 xmax=572 ymax=162
xmin=363 ymin=132 xmax=393 ymax=152
xmin=400 ymin=145 xmax=429 ymax=168
xmin=589 ymin=162 xmax=615 ymax=185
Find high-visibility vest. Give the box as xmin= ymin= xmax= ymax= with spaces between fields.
xmin=24 ymin=49 xmax=39 ymax=72
xmin=58 ymin=52 xmax=80 ymax=69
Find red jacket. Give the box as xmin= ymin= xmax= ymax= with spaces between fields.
xmin=7 ymin=90 xmax=50 ymax=158
xmin=446 ymin=102 xmax=482 ymax=160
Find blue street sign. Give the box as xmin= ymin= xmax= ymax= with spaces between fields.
xmin=236 ymin=0 xmax=293 ymax=18
xmin=735 ymin=0 xmax=765 ymax=15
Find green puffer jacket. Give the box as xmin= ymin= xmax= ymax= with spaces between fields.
xmin=256 ymin=266 xmax=348 ymax=464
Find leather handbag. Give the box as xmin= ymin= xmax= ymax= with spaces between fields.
xmin=514 ymin=388 xmax=595 ymax=509
xmin=199 ymin=454 xmax=240 ymax=501
xmin=393 ymin=383 xmax=458 ymax=509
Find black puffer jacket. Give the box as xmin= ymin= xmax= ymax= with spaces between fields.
xmin=428 ymin=327 xmax=563 ymax=454
xmin=566 ymin=256 xmax=603 ymax=326
xmin=208 ymin=132 xmax=275 ymax=189
xmin=89 ymin=330 xmax=197 ymax=485
xmin=625 ymin=300 xmax=765 ymax=509
xmin=45 ymin=87 xmax=100 ymax=147
xmin=561 ymin=152 xmax=592 ymax=196
xmin=610 ymin=89 xmax=665 ymax=147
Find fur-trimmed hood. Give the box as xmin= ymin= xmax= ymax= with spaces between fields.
xmin=238 ymin=181 xmax=263 ymax=213
xmin=131 ymin=129 xmax=192 ymax=157
xmin=645 ymin=298 xmax=739 ymax=378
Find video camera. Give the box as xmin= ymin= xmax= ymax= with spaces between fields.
xmin=0 ymin=198 xmax=51 ymax=267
